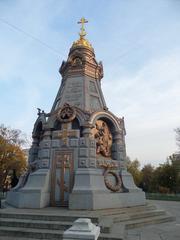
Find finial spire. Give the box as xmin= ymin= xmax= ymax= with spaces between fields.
xmin=72 ymin=17 xmax=92 ymax=49
xmin=78 ymin=17 xmax=88 ymax=38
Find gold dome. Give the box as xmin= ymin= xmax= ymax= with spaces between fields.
xmin=72 ymin=36 xmax=92 ymax=49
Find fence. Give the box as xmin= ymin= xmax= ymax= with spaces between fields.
xmin=146 ymin=192 xmax=180 ymax=201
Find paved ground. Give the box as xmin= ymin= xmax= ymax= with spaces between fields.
xmin=127 ymin=200 xmax=180 ymax=240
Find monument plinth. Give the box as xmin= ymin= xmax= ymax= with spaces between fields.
xmin=6 ymin=18 xmax=145 ymax=209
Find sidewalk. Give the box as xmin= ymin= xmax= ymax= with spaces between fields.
xmin=127 ymin=200 xmax=180 ymax=240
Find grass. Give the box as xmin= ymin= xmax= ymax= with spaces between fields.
xmin=146 ymin=192 xmax=180 ymax=201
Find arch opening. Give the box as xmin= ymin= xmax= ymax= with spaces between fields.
xmin=54 ymin=119 xmax=62 ymax=130
xmin=72 ymin=118 xmax=80 ymax=130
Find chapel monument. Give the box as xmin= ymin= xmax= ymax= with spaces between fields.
xmin=7 ymin=18 xmax=145 ymax=209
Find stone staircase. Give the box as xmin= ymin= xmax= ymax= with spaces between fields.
xmin=0 ymin=203 xmax=175 ymax=240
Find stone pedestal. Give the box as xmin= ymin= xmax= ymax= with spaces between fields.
xmin=69 ymin=168 xmax=146 ymax=210
xmin=63 ymin=218 xmax=100 ymax=240
xmin=6 ymin=169 xmax=50 ymax=208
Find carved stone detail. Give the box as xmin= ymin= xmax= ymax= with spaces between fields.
xmin=104 ymin=169 xmax=122 ymax=192
xmin=97 ymin=159 xmax=119 ymax=169
xmin=57 ymin=103 xmax=76 ymax=123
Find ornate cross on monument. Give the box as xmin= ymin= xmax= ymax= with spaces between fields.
xmin=54 ymin=151 xmax=73 ymax=206
xmin=58 ymin=123 xmax=79 ymax=145
xmin=57 ymin=154 xmax=69 ymax=204
xmin=78 ymin=17 xmax=88 ymax=38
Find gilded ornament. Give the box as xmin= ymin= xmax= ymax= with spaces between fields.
xmin=72 ymin=17 xmax=93 ymax=49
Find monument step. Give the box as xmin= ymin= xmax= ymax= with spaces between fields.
xmin=125 ymin=214 xmax=175 ymax=229
xmin=99 ymin=210 xmax=167 ymax=233
xmin=0 ymin=226 xmax=123 ymax=240
xmin=0 ymin=226 xmax=64 ymax=239
xmin=0 ymin=217 xmax=110 ymax=234
xmin=99 ymin=233 xmax=124 ymax=240
xmin=0 ymin=212 xmax=98 ymax=223
xmin=0 ymin=237 xmax=39 ymax=240
xmin=0 ymin=218 xmax=72 ymax=231
xmin=99 ymin=204 xmax=156 ymax=216
xmin=0 ymin=204 xmax=175 ymax=239
xmin=114 ymin=209 xmax=166 ymax=222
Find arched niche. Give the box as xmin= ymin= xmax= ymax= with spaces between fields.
xmin=72 ymin=118 xmax=80 ymax=129
xmin=68 ymin=50 xmax=86 ymax=64
xmin=54 ymin=119 xmax=62 ymax=130
xmin=89 ymin=111 xmax=123 ymax=160
xmin=71 ymin=117 xmax=83 ymax=137
xmin=89 ymin=111 xmax=122 ymax=139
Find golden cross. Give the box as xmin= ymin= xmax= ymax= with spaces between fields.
xmin=78 ymin=17 xmax=88 ymax=38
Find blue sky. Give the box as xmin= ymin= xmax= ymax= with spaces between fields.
xmin=0 ymin=0 xmax=180 ymax=166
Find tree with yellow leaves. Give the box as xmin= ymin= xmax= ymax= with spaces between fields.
xmin=0 ymin=124 xmax=27 ymax=191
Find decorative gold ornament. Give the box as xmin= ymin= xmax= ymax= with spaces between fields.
xmin=91 ymin=120 xmax=112 ymax=157
xmin=72 ymin=17 xmax=93 ymax=49
xmin=58 ymin=103 xmax=76 ymax=123
xmin=78 ymin=17 xmax=88 ymax=38
xmin=72 ymin=38 xmax=92 ymax=49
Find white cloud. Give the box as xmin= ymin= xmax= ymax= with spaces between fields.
xmin=103 ymin=49 xmax=180 ymax=166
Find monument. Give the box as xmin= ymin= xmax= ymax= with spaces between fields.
xmin=6 ymin=18 xmax=145 ymax=209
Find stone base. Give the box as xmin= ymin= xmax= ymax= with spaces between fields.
xmin=69 ymin=168 xmax=146 ymax=210
xmin=6 ymin=169 xmax=50 ymax=208
xmin=69 ymin=190 xmax=145 ymax=210
xmin=63 ymin=218 xmax=100 ymax=240
xmin=121 ymin=169 xmax=141 ymax=190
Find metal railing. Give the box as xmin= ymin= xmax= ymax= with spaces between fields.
xmin=146 ymin=192 xmax=180 ymax=201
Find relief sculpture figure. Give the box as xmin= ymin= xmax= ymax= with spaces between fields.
xmin=92 ymin=120 xmax=112 ymax=157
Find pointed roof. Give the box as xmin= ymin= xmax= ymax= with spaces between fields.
xmin=51 ymin=18 xmax=107 ymax=113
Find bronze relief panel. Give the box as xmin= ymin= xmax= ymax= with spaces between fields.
xmin=91 ymin=120 xmax=112 ymax=158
